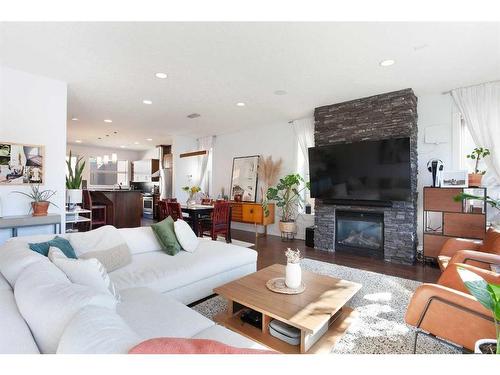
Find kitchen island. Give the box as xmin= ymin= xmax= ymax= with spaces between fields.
xmin=89 ymin=190 xmax=142 ymax=228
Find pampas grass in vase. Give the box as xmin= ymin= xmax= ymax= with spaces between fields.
xmin=258 ymin=155 xmax=283 ymax=202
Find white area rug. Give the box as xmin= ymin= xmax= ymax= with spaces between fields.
xmin=192 ymin=258 xmax=459 ymax=354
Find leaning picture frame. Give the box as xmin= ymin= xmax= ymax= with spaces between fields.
xmin=440 ymin=170 xmax=468 ymax=188
xmin=230 ymin=155 xmax=260 ymax=202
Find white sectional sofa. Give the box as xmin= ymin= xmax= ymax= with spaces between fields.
xmin=0 ymin=226 xmax=261 ymax=354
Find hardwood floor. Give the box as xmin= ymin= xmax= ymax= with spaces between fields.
xmin=231 ymin=229 xmax=441 ymax=283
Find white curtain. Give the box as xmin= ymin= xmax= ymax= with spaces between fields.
xmin=451 ymin=82 xmax=500 ymax=186
xmin=197 ymin=135 xmax=215 ymax=195
xmin=292 ymin=118 xmax=315 ymax=171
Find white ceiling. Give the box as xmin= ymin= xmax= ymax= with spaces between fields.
xmin=1 ymin=22 xmax=499 ymax=150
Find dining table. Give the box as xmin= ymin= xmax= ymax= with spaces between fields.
xmin=180 ymin=203 xmax=232 ymax=238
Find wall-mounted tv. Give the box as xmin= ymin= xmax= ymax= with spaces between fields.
xmin=308 ymin=137 xmax=411 ymax=203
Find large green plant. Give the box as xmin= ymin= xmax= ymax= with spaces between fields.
xmin=66 ymin=150 xmax=85 ymax=189
xmin=454 ymin=192 xmax=499 ymax=212
xmin=263 ymin=173 xmax=310 ymax=222
xmin=458 ymin=267 xmax=500 ymax=354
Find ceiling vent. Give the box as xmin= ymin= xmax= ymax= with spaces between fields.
xmin=187 ymin=113 xmax=201 ymax=119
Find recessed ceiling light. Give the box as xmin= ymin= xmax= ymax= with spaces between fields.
xmin=274 ymin=90 xmax=287 ymax=96
xmin=187 ymin=113 xmax=201 ymax=119
xmin=71 ymin=117 xmax=79 ymax=121
xmin=75 ymin=140 xmax=82 ymax=143
xmin=146 ymin=138 xmax=153 ymax=141
xmin=236 ymin=102 xmax=246 ymax=107
xmin=155 ymin=72 xmax=167 ymax=79
xmin=379 ymin=59 xmax=395 ymax=67
xmin=134 ymin=141 xmax=140 ymax=145
xmin=120 ymin=145 xmax=126 ymax=148
xmin=142 ymin=99 xmax=153 ymax=105
xmin=104 ymin=119 xmax=112 ymax=123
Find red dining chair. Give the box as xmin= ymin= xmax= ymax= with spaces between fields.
xmin=199 ymin=201 xmax=232 ymax=243
xmin=157 ymin=200 xmax=168 ymax=221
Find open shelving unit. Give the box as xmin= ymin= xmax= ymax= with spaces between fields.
xmin=423 ymin=187 xmax=487 ymax=260
xmin=65 ymin=207 xmax=92 ymax=233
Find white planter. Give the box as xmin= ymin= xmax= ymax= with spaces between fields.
xmin=474 ymin=338 xmax=497 ymax=354
xmin=66 ymin=189 xmax=82 ymax=205
xmin=285 ymin=262 xmax=302 ymax=289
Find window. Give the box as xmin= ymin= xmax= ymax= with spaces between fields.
xmin=296 ymin=139 xmax=313 ymax=213
xmin=89 ymin=158 xmax=129 ymax=188
xmin=458 ymin=115 xmax=479 ymax=172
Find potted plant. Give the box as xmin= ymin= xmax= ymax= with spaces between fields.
xmin=13 ymin=183 xmax=58 ymax=216
xmin=66 ymin=150 xmax=85 ymax=210
xmin=466 ymin=147 xmax=490 ymax=187
xmin=263 ymin=173 xmax=310 ymax=236
xmin=457 ymin=267 xmax=499 ymax=354
xmin=182 ymin=185 xmax=201 ymax=207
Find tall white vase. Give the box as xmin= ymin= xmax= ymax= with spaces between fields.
xmin=285 ymin=262 xmax=302 ymax=289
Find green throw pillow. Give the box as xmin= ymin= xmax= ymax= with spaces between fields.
xmin=29 ymin=236 xmax=78 ymax=259
xmin=151 ymin=216 xmax=181 ymax=256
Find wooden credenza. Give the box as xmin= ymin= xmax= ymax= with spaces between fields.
xmin=423 ymin=187 xmax=487 ymax=260
xmin=230 ymin=201 xmax=275 ymax=235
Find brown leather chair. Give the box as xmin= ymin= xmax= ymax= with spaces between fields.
xmin=405 ymin=262 xmax=499 ymax=352
xmin=437 ymin=227 xmax=500 ymax=271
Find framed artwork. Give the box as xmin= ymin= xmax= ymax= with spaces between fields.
xmin=441 ymin=170 xmax=468 ymax=188
xmin=0 ymin=142 xmax=44 ymax=185
xmin=230 ymin=155 xmax=260 ymax=202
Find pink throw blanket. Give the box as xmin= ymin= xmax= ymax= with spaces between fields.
xmin=129 ymin=338 xmax=275 ymax=354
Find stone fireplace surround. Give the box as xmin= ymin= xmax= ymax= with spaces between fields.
xmin=313 ymin=88 xmax=418 ymax=264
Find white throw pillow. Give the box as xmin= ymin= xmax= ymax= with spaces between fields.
xmin=48 ymin=247 xmax=121 ymax=301
xmin=78 ymin=245 xmax=131 ymax=272
xmin=118 ymin=226 xmax=163 ymax=255
xmin=174 ymin=219 xmax=199 ymax=252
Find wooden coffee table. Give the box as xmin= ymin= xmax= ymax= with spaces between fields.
xmin=214 ymin=264 xmax=361 ymax=354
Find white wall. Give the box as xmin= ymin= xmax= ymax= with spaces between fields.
xmin=0 ymin=66 xmax=67 ymax=244
xmin=171 ymin=135 xmax=199 ymax=201
xmin=212 ymin=121 xmax=307 ymax=237
xmin=66 ymin=143 xmax=142 ymax=185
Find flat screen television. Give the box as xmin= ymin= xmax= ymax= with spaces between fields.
xmin=308 ymin=137 xmax=411 ymax=203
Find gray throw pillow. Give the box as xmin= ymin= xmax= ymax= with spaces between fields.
xmin=79 ymin=244 xmax=132 ymax=272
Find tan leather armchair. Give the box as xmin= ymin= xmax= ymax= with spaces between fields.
xmin=437 ymin=227 xmax=500 ymax=271
xmin=405 ymin=263 xmax=498 ymax=352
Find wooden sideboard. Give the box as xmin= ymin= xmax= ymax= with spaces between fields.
xmin=230 ymin=201 xmax=275 ymax=235
xmin=423 ymin=187 xmax=487 ymax=260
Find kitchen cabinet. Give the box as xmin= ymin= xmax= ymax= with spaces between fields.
xmin=132 ymin=159 xmax=159 ymax=183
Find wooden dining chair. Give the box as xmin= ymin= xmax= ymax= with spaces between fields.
xmin=199 ymin=201 xmax=232 ymax=243
xmin=82 ymin=190 xmax=107 ymax=229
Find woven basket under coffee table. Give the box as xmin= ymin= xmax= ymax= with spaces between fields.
xmin=214 ymin=264 xmax=361 ymax=354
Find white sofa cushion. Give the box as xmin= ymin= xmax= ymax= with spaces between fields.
xmin=118 ymin=226 xmax=163 ymax=255
xmin=14 ymin=261 xmax=117 ymax=353
xmin=0 ymin=273 xmax=40 ymax=354
xmin=110 ymin=238 xmax=257 ymax=295
xmin=117 ymin=287 xmax=214 ymax=339
xmin=57 ymin=306 xmax=140 ymax=354
xmin=67 ymin=225 xmax=130 ymax=257
xmin=48 ymin=247 xmax=121 ymax=301
xmin=0 ymin=240 xmax=50 ymax=286
xmin=174 ymin=219 xmax=199 ymax=252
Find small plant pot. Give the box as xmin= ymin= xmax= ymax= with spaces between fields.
xmin=474 ymin=338 xmax=497 ymax=354
xmin=279 ymin=220 xmax=296 ymax=234
xmin=31 ymin=201 xmax=50 ymax=216
xmin=468 ymin=173 xmax=483 ymax=187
